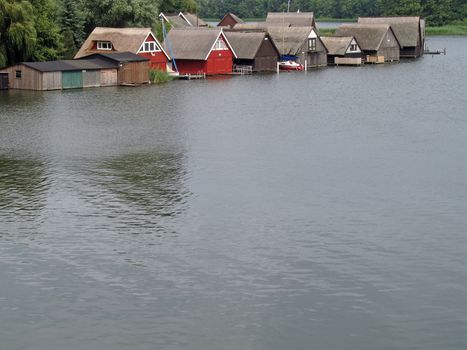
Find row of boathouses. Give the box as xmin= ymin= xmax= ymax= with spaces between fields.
xmin=0 ymin=12 xmax=426 ymax=91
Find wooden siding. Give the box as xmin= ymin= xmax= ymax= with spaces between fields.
xmin=335 ymin=57 xmax=363 ymax=65
xmin=139 ymin=51 xmax=168 ymax=71
xmin=296 ymin=37 xmax=328 ymax=68
xmin=118 ymin=61 xmax=149 ymax=84
xmin=254 ymin=37 xmax=279 ymax=71
xmin=218 ymin=15 xmax=239 ymax=28
xmin=42 ymin=72 xmax=62 ymax=90
xmin=100 ymin=69 xmax=118 ymax=86
xmin=83 ymin=70 xmax=100 ymax=88
xmin=62 ymin=71 xmax=83 ymax=89
xmin=376 ymin=30 xmax=400 ymax=61
xmin=1 ymin=65 xmax=44 ymax=90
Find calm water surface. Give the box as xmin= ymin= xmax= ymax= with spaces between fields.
xmin=1 ymin=36 xmax=466 ymax=350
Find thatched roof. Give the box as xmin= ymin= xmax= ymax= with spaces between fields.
xmin=335 ymin=24 xmax=394 ymax=51
xmin=163 ymin=14 xmax=191 ymax=28
xmin=181 ymin=12 xmax=208 ymax=27
xmin=321 ymin=36 xmax=355 ymax=56
xmin=164 ymin=28 xmax=236 ymax=60
xmin=75 ymin=27 xmax=169 ymax=59
xmin=358 ymin=16 xmax=421 ymax=48
xmin=224 ymin=31 xmax=277 ymax=59
xmin=233 ymin=23 xmax=267 ymax=30
xmin=266 ymin=12 xmax=315 ymax=27
xmin=267 ymin=26 xmax=313 ymax=55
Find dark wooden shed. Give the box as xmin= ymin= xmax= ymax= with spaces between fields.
xmin=358 ymin=17 xmax=425 ymax=58
xmin=225 ymin=31 xmax=279 ymax=72
xmin=335 ymin=24 xmax=400 ymax=63
xmin=81 ymin=52 xmax=150 ymax=85
xmin=218 ymin=13 xmax=245 ymax=28
xmin=0 ymin=59 xmax=119 ymax=90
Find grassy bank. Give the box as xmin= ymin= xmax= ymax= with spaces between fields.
xmin=319 ymin=28 xmax=337 ymax=35
xmin=426 ymin=20 xmax=467 ymax=35
xmin=149 ymin=70 xmax=173 ymax=84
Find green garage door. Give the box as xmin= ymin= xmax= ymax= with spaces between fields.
xmin=62 ymin=71 xmax=83 ymax=89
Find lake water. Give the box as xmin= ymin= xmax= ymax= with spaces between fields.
xmin=1 ymin=36 xmax=466 ymax=350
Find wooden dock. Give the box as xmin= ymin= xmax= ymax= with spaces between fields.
xmin=231 ymin=65 xmax=253 ymax=75
xmin=424 ymin=47 xmax=446 ymax=55
xmin=178 ymin=73 xmax=206 ymax=80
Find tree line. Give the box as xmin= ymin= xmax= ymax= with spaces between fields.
xmin=1 ymin=0 xmax=465 ymax=67
xmin=198 ymin=0 xmax=466 ymax=26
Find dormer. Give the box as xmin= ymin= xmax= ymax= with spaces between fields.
xmin=96 ymin=41 xmax=112 ymax=50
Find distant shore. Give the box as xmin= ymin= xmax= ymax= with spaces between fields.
xmin=205 ymin=17 xmax=467 ymax=36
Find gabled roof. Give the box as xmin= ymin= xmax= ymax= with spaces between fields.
xmin=266 ymin=12 xmax=315 ymax=27
xmin=21 ymin=58 xmax=118 ymax=72
xmin=266 ymin=26 xmax=313 ymax=55
xmin=233 ymin=22 xmax=267 ymax=30
xmin=224 ymin=31 xmax=278 ymax=59
xmin=358 ymin=16 xmax=422 ymax=48
xmin=74 ymin=27 xmax=169 ymax=60
xmin=81 ymin=52 xmax=149 ymax=63
xmin=164 ymin=28 xmax=237 ymax=60
xmin=335 ymin=24 xmax=397 ymax=51
xmin=321 ymin=36 xmax=358 ymax=56
xmin=161 ymin=13 xmax=191 ymax=28
xmin=218 ymin=13 xmax=245 ymax=27
xmin=181 ymin=12 xmax=208 ymax=27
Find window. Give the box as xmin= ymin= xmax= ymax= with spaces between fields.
xmin=140 ymin=41 xmax=159 ymax=53
xmin=15 ymin=70 xmax=22 ymax=78
xmin=350 ymin=44 xmax=358 ymax=52
xmin=213 ymin=37 xmax=228 ymax=50
xmin=308 ymin=38 xmax=316 ymax=51
xmin=97 ymin=41 xmax=112 ymax=50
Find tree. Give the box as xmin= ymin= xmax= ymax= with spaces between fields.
xmin=0 ymin=0 xmax=37 ymax=67
xmin=59 ymin=0 xmax=86 ymax=58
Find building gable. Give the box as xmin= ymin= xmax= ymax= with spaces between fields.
xmin=345 ymin=38 xmax=361 ymax=54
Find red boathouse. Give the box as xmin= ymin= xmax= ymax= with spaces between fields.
xmin=75 ymin=27 xmax=170 ymax=71
xmin=164 ymin=28 xmax=237 ymax=75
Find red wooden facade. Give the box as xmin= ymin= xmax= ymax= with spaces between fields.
xmin=175 ymin=35 xmax=234 ymax=75
xmin=137 ymin=33 xmax=169 ymax=71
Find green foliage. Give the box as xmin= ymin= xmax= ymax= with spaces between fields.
xmin=198 ymin=0 xmax=464 ymax=26
xmin=0 ymin=0 xmax=37 ymax=67
xmin=59 ymin=0 xmax=86 ymax=58
xmin=149 ymin=69 xmax=173 ymax=84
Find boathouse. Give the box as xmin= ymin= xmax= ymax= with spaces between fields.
xmin=160 ymin=12 xmax=208 ymax=28
xmin=79 ymin=52 xmax=150 ymax=85
xmin=0 ymin=58 xmax=119 ymax=90
xmin=358 ymin=17 xmax=425 ymax=58
xmin=266 ymin=12 xmax=316 ymax=28
xmin=164 ymin=28 xmax=237 ymax=75
xmin=335 ymin=24 xmax=400 ymax=63
xmin=224 ymin=31 xmax=279 ymax=72
xmin=267 ymin=27 xmax=327 ymax=68
xmin=321 ymin=36 xmax=363 ymax=65
xmin=218 ymin=13 xmax=245 ymax=28
xmin=74 ymin=27 xmax=170 ymax=71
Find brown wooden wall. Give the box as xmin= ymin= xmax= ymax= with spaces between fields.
xmin=378 ymin=30 xmax=400 ymax=61
xmin=0 ymin=65 xmax=44 ymax=90
xmin=297 ymin=37 xmax=328 ymax=68
xmin=118 ymin=61 xmax=150 ymax=84
xmin=100 ymin=69 xmax=118 ymax=86
xmin=42 ymin=72 xmax=62 ymax=90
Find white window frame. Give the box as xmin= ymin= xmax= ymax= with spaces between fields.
xmin=349 ymin=44 xmax=358 ymax=52
xmin=97 ymin=41 xmax=112 ymax=50
xmin=213 ymin=37 xmax=228 ymax=51
xmin=308 ymin=38 xmax=316 ymax=51
xmin=140 ymin=41 xmax=160 ymax=53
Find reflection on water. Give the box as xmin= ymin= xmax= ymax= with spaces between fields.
xmin=0 ymin=156 xmax=49 ymax=227
xmin=96 ymin=152 xmax=190 ymax=217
